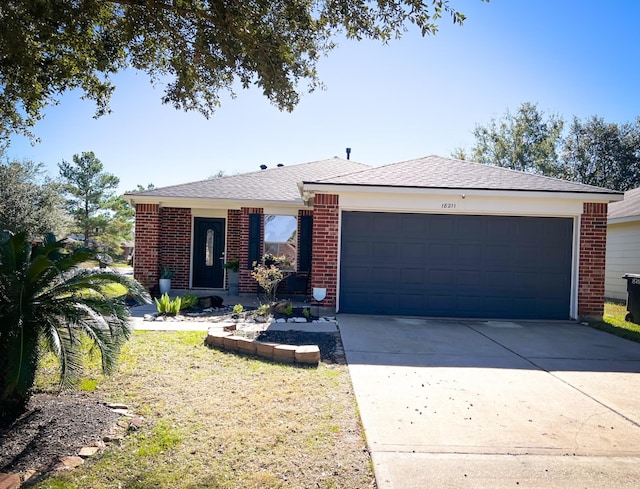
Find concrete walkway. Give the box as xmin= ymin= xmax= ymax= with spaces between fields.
xmin=339 ymin=315 xmax=640 ymax=488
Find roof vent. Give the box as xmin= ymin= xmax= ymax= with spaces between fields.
xmin=277 ymin=163 xmax=284 ymax=167
xmin=259 ymin=164 xmax=267 ymax=170
xmin=346 ymin=147 xmax=351 ymax=160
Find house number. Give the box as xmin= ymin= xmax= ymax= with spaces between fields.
xmin=441 ymin=203 xmax=456 ymax=209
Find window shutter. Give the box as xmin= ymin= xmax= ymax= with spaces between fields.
xmin=248 ymin=214 xmax=262 ymax=268
xmin=298 ymin=215 xmax=313 ymax=272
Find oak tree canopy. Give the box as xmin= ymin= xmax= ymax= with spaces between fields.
xmin=0 ymin=0 xmax=478 ymax=143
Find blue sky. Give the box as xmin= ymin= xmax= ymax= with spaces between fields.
xmin=7 ymin=0 xmax=640 ymax=193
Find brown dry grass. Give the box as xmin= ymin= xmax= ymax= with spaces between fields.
xmin=32 ymin=331 xmax=376 ymax=489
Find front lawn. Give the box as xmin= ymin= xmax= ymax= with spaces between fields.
xmin=31 ymin=331 xmax=375 ymax=488
xmin=592 ymin=302 xmax=640 ymax=343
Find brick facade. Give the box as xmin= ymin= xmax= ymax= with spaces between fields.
xmin=578 ymin=202 xmax=608 ymax=319
xmin=226 ymin=209 xmax=242 ymax=288
xmin=309 ymin=194 xmax=339 ymax=307
xmin=134 ymin=196 xmax=606 ymax=319
xmin=159 ymin=207 xmax=192 ymax=289
xmin=133 ymin=204 xmax=160 ymax=290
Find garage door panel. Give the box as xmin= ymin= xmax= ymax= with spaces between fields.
xmin=400 ymin=242 xmax=426 ymax=259
xmin=340 ymin=212 xmax=573 ymax=319
xmin=370 ymin=266 xmax=399 ymax=284
xmin=429 ymin=243 xmax=455 ymax=261
xmin=400 ymin=268 xmax=425 ymax=285
xmin=373 ymin=214 xmax=400 ymax=233
xmin=457 ymin=245 xmax=484 ymax=265
xmin=342 ymin=240 xmax=371 ymax=259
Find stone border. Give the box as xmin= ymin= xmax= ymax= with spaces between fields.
xmin=205 ymin=330 xmax=321 ymax=365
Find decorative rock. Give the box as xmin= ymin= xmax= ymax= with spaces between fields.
xmin=78 ymin=446 xmax=99 ymax=458
xmin=295 ymin=345 xmax=321 ymax=365
xmin=143 ymin=314 xmax=156 ymax=321
xmin=275 ymin=318 xmax=286 ymax=323
xmin=198 ymin=295 xmax=224 ymax=309
xmin=55 ymin=456 xmax=84 ymax=470
xmin=236 ymin=337 xmax=257 ymax=355
xmin=22 ymin=469 xmax=38 ymax=483
xmin=254 ymin=315 xmax=267 ymax=323
xmin=110 ymin=408 xmax=129 ymax=415
xmin=272 ymin=300 xmax=292 ymax=314
xmin=273 ymin=344 xmax=297 ymax=363
xmin=155 ymin=315 xmax=165 ymax=322
xmin=0 ymin=473 xmax=20 ymax=489
xmin=106 ymin=402 xmax=129 ymax=410
xmin=103 ymin=434 xmax=123 ymax=443
xmin=293 ymin=317 xmax=307 ymax=323
xmin=129 ymin=417 xmax=144 ymax=431
xmin=205 ymin=331 xmax=232 ymax=347
xmin=255 ymin=341 xmax=278 ymax=360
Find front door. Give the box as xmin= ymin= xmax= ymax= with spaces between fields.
xmin=192 ymin=218 xmax=225 ymax=288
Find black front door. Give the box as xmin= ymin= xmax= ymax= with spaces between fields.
xmin=192 ymin=218 xmax=225 ymax=288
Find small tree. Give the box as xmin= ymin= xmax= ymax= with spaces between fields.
xmin=58 ymin=151 xmax=119 ymax=248
xmin=251 ymin=255 xmax=287 ymax=302
xmin=0 ymin=232 xmax=150 ymax=421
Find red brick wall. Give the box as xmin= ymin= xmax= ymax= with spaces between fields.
xmin=310 ymin=194 xmax=339 ymax=307
xmin=578 ymin=202 xmax=608 ymax=319
xmin=159 ymin=207 xmax=192 ymax=289
xmin=225 ymin=209 xmax=242 ymax=288
xmin=133 ymin=204 xmax=160 ymax=289
xmin=239 ymin=207 xmax=263 ymax=294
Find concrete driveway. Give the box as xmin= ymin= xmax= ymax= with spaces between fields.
xmin=338 ymin=316 xmax=640 ymax=488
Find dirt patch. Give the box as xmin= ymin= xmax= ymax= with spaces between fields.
xmin=0 ymin=393 xmax=119 ymax=475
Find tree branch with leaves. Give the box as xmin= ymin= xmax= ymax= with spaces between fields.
xmin=0 ymin=0 xmax=486 ymax=143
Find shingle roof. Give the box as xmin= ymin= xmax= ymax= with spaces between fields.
xmin=609 ymin=187 xmax=640 ymax=220
xmin=126 ymin=158 xmax=370 ymax=203
xmin=309 ymin=155 xmax=620 ymax=194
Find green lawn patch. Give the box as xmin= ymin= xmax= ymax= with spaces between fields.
xmin=32 ymin=331 xmax=374 ymax=488
xmin=591 ymin=302 xmax=640 ymax=343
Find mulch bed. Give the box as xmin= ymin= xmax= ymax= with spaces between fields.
xmin=0 ymin=393 xmax=119 ymax=475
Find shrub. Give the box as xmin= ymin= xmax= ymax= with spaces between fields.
xmin=257 ymin=303 xmax=271 ymax=316
xmin=233 ymin=304 xmax=244 ymax=315
xmin=251 ymin=254 xmax=286 ymax=302
xmin=180 ymin=294 xmax=199 ymax=310
xmin=155 ymin=293 xmax=182 ymax=315
xmin=0 ymin=232 xmax=150 ymax=420
xmin=284 ymin=303 xmax=293 ymax=316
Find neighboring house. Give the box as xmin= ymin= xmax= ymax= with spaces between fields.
xmin=125 ymin=155 xmax=622 ymax=320
xmin=605 ymin=187 xmax=640 ymax=301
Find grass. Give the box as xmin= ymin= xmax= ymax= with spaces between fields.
xmin=592 ymin=301 xmax=640 ymax=342
xmin=32 ymin=331 xmax=375 ymax=489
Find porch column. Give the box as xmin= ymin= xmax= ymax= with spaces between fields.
xmin=133 ymin=204 xmax=160 ymax=290
xmin=578 ymin=202 xmax=608 ymax=320
xmin=311 ymin=194 xmax=339 ymax=310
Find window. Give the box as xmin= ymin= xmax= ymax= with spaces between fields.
xmin=205 ymin=228 xmax=215 ymax=266
xmin=264 ymin=215 xmax=297 ymax=269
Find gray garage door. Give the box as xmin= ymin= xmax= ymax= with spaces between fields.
xmin=340 ymin=212 xmax=573 ymax=319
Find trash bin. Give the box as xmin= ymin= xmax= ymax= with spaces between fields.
xmin=623 ymin=273 xmax=640 ymax=324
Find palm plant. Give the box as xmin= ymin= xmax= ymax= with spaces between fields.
xmin=0 ymin=232 xmax=150 ymax=421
